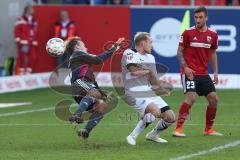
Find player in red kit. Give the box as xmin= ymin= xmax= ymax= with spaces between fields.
xmin=173 ymin=6 xmax=223 ymax=137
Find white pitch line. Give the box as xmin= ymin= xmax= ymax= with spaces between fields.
xmin=0 ymin=107 xmax=54 ymax=117
xmin=0 ymin=102 xmax=32 ymax=108
xmin=0 ymin=123 xmax=69 ymax=126
xmin=170 ymin=140 xmax=240 ymax=160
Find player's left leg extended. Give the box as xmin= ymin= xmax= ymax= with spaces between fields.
xmin=69 ymin=79 xmax=103 ymax=123
xmin=204 ymin=91 xmax=222 ymax=136
xmin=75 ymin=88 xmax=102 ymax=113
xmin=77 ymin=99 xmax=108 ymax=139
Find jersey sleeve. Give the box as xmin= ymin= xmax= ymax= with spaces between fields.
xmin=211 ymin=33 xmax=218 ymax=50
xmin=179 ymin=30 xmax=188 ymax=49
xmin=71 ymin=52 xmax=103 ymax=65
xmin=81 ymin=54 xmax=103 ymax=64
xmin=14 ymin=23 xmax=21 ymax=45
xmin=14 ymin=19 xmax=24 ymax=45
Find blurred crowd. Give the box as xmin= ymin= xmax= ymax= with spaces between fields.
xmin=0 ymin=0 xmax=239 ymax=77
xmin=37 ymin=0 xmax=240 ymax=6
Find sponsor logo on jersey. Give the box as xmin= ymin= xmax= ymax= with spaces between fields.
xmin=190 ymin=42 xmax=211 ymax=48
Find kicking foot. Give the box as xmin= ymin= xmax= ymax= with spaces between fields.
xmin=69 ymin=112 xmax=84 ymax=124
xmin=77 ymin=128 xmax=89 ymax=139
xmin=126 ymin=135 xmax=136 ymax=146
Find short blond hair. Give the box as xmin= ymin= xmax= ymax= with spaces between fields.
xmin=134 ymin=32 xmax=150 ymax=46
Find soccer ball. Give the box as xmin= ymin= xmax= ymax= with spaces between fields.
xmin=46 ymin=38 xmax=65 ymax=57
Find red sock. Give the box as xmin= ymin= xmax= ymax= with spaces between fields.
xmin=176 ymin=102 xmax=191 ymax=129
xmin=205 ymin=106 xmax=217 ymax=131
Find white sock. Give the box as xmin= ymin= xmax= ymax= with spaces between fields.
xmin=152 ymin=119 xmax=172 ymax=135
xmin=130 ymin=119 xmax=146 ymax=139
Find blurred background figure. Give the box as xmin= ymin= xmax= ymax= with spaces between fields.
xmin=14 ymin=4 xmax=38 ymax=75
xmin=0 ymin=44 xmax=5 ymax=77
xmin=63 ymin=0 xmax=90 ymax=4
xmin=109 ymin=0 xmax=124 ymax=5
xmin=54 ymin=10 xmax=77 ymax=67
xmin=226 ymin=0 xmax=240 ymax=5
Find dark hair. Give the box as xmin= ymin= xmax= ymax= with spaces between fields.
xmin=23 ymin=5 xmax=32 ymax=16
xmin=134 ymin=32 xmax=151 ymax=46
xmin=194 ymin=6 xmax=208 ymax=16
xmin=65 ymin=36 xmax=82 ymax=55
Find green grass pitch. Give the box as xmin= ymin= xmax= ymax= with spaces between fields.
xmin=0 ymin=88 xmax=239 ymax=160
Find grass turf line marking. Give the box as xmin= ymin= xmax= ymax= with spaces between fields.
xmin=170 ymin=140 xmax=240 ymax=160
xmin=0 ymin=102 xmax=32 ymax=108
xmin=0 ymin=107 xmax=54 ymax=117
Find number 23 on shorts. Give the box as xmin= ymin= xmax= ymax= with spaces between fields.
xmin=186 ymin=80 xmax=195 ymax=89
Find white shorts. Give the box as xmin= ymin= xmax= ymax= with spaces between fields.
xmin=133 ymin=96 xmax=168 ymax=116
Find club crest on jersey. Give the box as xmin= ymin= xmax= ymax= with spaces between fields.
xmin=207 ymin=36 xmax=212 ymax=42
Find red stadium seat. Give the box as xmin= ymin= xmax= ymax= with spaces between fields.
xmin=215 ymin=0 xmax=226 ymax=6
xmin=130 ymin=0 xmax=141 ymax=5
xmin=172 ymin=0 xmax=190 ymax=5
xmin=149 ymin=0 xmax=169 ymax=5
xmin=235 ymin=0 xmax=239 ymax=6
xmin=195 ymin=0 xmax=211 ymax=5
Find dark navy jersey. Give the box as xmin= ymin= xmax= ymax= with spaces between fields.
xmin=69 ymin=51 xmax=101 ymax=83
xmin=69 ymin=45 xmax=118 ymax=83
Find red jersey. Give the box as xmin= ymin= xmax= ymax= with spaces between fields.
xmin=54 ymin=21 xmax=77 ymax=41
xmin=179 ymin=26 xmax=218 ymax=75
xmin=14 ymin=15 xmax=38 ymax=46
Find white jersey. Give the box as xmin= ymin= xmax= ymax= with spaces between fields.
xmin=121 ymin=48 xmax=168 ymax=114
xmin=121 ymin=48 xmax=157 ymax=93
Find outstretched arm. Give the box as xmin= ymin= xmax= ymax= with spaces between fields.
xmin=97 ymin=37 xmax=125 ymax=61
xmin=74 ymin=37 xmax=125 ymax=65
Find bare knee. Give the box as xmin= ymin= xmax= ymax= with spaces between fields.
xmin=88 ymin=88 xmax=102 ymax=99
xmin=161 ymin=110 xmax=176 ymax=123
xmin=150 ymin=108 xmax=161 ymax=118
xmin=145 ymin=104 xmax=161 ymax=118
xmin=185 ymin=92 xmax=197 ymax=106
xmin=208 ymin=95 xmax=218 ymax=107
xmin=93 ymin=100 xmax=108 ymax=113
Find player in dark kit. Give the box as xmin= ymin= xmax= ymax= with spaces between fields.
xmin=173 ymin=6 xmax=223 ymax=137
xmin=66 ymin=36 xmax=125 ymax=139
